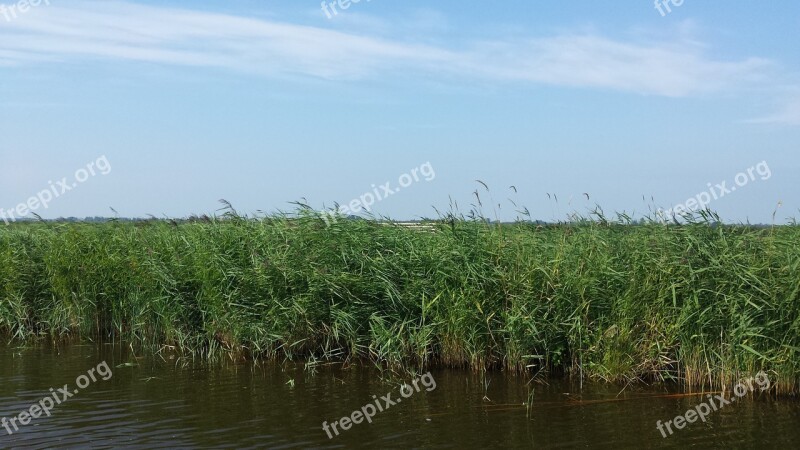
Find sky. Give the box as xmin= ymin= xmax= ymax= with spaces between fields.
xmin=0 ymin=0 xmax=798 ymax=223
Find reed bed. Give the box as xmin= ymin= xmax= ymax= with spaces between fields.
xmin=1 ymin=209 xmax=798 ymax=394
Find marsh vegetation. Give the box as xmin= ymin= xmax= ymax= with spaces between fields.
xmin=1 ymin=208 xmax=798 ymax=394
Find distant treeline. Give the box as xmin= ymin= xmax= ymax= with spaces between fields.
xmin=3 ymin=215 xmax=781 ymax=228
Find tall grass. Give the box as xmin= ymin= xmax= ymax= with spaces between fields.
xmin=1 ymin=209 xmax=798 ymax=394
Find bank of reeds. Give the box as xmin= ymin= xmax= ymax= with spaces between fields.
xmin=1 ymin=209 xmax=798 ymax=394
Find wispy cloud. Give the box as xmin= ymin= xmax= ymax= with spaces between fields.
xmin=745 ymin=95 xmax=800 ymax=126
xmin=0 ymin=1 xmax=775 ymax=97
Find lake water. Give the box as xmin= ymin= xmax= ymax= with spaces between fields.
xmin=0 ymin=341 xmax=797 ymax=449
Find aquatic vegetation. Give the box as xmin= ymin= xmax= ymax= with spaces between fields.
xmin=1 ymin=209 xmax=798 ymax=394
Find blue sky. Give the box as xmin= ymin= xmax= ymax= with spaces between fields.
xmin=1 ymin=0 xmax=798 ymax=223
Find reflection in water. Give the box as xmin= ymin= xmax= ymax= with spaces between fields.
xmin=0 ymin=342 xmax=798 ymax=449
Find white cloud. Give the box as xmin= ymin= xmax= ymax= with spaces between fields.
xmin=745 ymin=96 xmax=800 ymax=126
xmin=0 ymin=1 xmax=777 ymax=97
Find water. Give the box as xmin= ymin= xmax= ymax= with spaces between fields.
xmin=0 ymin=342 xmax=797 ymax=449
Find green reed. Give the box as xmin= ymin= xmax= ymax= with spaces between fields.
xmin=1 ymin=210 xmax=798 ymax=394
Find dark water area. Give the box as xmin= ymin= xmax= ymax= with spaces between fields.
xmin=0 ymin=342 xmax=798 ymax=449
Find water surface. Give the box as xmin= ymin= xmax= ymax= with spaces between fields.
xmin=0 ymin=342 xmax=797 ymax=448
